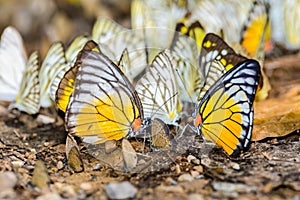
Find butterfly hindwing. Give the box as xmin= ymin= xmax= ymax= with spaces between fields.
xmin=195 ymin=59 xmax=261 ymax=156
xmin=10 ymin=51 xmax=40 ymax=114
xmin=66 ymin=41 xmax=143 ymax=144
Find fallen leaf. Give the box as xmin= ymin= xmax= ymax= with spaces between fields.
xmin=252 ymin=95 xmax=300 ymax=141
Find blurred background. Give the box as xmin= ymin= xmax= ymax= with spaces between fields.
xmin=0 ymin=0 xmax=131 ymax=57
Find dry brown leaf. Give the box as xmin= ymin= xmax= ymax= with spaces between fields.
xmin=252 ymin=95 xmax=300 ymax=141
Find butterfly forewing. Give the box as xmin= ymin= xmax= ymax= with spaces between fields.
xmin=171 ymin=33 xmax=201 ymax=103
xmin=66 ymin=41 xmax=143 ymax=144
xmin=50 ymin=35 xmax=89 ymax=103
xmin=10 ymin=51 xmax=40 ymax=114
xmin=198 ymin=33 xmax=247 ymax=101
xmin=196 ymin=59 xmax=261 ymax=156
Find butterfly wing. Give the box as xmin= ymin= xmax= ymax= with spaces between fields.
xmin=9 ymin=51 xmax=40 ymax=114
xmin=135 ymin=50 xmax=180 ymax=125
xmin=92 ymin=18 xmax=148 ymax=80
xmin=39 ymin=42 xmax=66 ymax=108
xmin=171 ymin=33 xmax=201 ymax=103
xmin=240 ymin=0 xmax=270 ymax=60
xmin=0 ymin=26 xmax=27 ymax=101
xmin=151 ymin=118 xmax=174 ymax=149
xmin=50 ymin=35 xmax=89 ymax=103
xmin=66 ymin=41 xmax=143 ymax=144
xmin=194 ymin=59 xmax=261 ymax=156
xmin=198 ymin=33 xmax=247 ymax=101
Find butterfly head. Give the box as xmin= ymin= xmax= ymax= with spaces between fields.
xmin=193 ymin=112 xmax=202 ymax=129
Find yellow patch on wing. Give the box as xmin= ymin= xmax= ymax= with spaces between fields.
xmin=74 ymin=91 xmax=141 ymax=143
xmin=241 ymin=15 xmax=268 ymax=57
xmin=200 ymin=90 xmax=243 ymax=155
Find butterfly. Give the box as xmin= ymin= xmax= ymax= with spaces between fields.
xmin=39 ymin=42 xmax=67 ymax=108
xmin=239 ymin=0 xmax=271 ymax=101
xmin=170 ymin=32 xmax=201 ymax=103
xmin=92 ymin=17 xmax=148 ymax=81
xmin=9 ymin=51 xmax=40 ymax=115
xmin=65 ymin=40 xmax=144 ymax=144
xmin=0 ymin=26 xmax=28 ymax=101
xmin=194 ymin=58 xmax=261 ymax=156
xmin=135 ymin=50 xmax=181 ymax=126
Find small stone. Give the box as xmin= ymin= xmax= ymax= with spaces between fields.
xmin=11 ymin=161 xmax=25 ymax=168
xmin=193 ymin=165 xmax=203 ymax=173
xmin=122 ymin=139 xmax=137 ymax=171
xmin=105 ymin=181 xmax=137 ymax=199
xmin=32 ymin=160 xmax=50 ymax=189
xmin=61 ymin=185 xmax=77 ymax=198
xmin=229 ymin=162 xmax=240 ymax=170
xmin=0 ymin=188 xmax=17 ymax=199
xmin=191 ymin=158 xmax=201 ymax=165
xmin=105 ymin=140 xmax=118 ymax=153
xmin=0 ymin=172 xmax=18 ymax=191
xmin=188 ymin=193 xmax=204 ymax=200
xmin=56 ymin=161 xmax=64 ymax=170
xmin=187 ymin=155 xmax=197 ymax=163
xmin=190 ymin=170 xmax=199 ymax=178
xmin=165 ymin=177 xmax=177 ymax=185
xmin=36 ymin=193 xmax=62 ymax=200
xmin=178 ymin=173 xmax=194 ymax=182
xmin=93 ymin=163 xmax=103 ymax=171
xmin=175 ymin=164 xmax=181 ymax=174
xmin=80 ymin=182 xmax=94 ymax=195
xmin=43 ymin=142 xmax=50 ymax=147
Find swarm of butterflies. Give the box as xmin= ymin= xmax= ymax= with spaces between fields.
xmin=0 ymin=0 xmax=271 ymax=157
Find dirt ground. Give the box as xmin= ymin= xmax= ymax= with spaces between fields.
xmin=1 ymin=1 xmax=300 ymax=199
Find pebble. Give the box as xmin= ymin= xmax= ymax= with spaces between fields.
xmin=175 ymin=164 xmax=181 ymax=174
xmin=191 ymin=158 xmax=201 ymax=165
xmin=229 ymin=162 xmax=240 ymax=170
xmin=165 ymin=177 xmax=177 ymax=185
xmin=93 ymin=163 xmax=103 ymax=171
xmin=193 ymin=165 xmax=203 ymax=173
xmin=36 ymin=193 xmax=62 ymax=200
xmin=105 ymin=181 xmax=137 ymax=199
xmin=188 ymin=193 xmax=204 ymax=200
xmin=187 ymin=155 xmax=197 ymax=163
xmin=56 ymin=161 xmax=64 ymax=170
xmin=80 ymin=182 xmax=94 ymax=195
xmin=0 ymin=172 xmax=18 ymax=191
xmin=105 ymin=140 xmax=118 ymax=153
xmin=0 ymin=188 xmax=17 ymax=199
xmin=11 ymin=161 xmax=25 ymax=168
xmin=32 ymin=160 xmax=50 ymax=189
xmin=212 ymin=181 xmax=256 ymax=193
xmin=122 ymin=139 xmax=137 ymax=171
xmin=190 ymin=170 xmax=200 ymax=178
xmin=178 ymin=173 xmax=194 ymax=182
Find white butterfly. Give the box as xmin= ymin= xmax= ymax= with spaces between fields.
xmin=135 ymin=50 xmax=181 ymax=126
xmin=39 ymin=42 xmax=67 ymax=108
xmin=9 ymin=51 xmax=40 ymax=114
xmin=0 ymin=26 xmax=27 ymax=101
